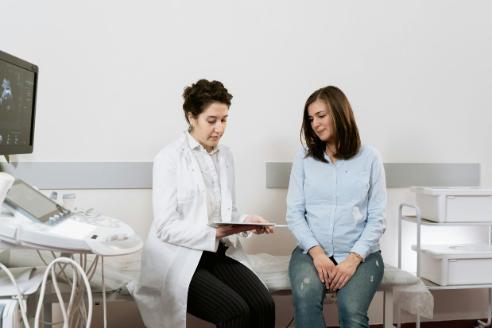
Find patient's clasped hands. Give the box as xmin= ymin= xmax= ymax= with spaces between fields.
xmin=309 ymin=245 xmax=361 ymax=291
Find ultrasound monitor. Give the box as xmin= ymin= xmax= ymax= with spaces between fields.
xmin=0 ymin=50 xmax=38 ymax=155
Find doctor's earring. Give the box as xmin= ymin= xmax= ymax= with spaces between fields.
xmin=188 ymin=124 xmax=194 ymax=132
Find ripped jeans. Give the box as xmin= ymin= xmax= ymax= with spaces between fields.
xmin=289 ymin=247 xmax=383 ymax=328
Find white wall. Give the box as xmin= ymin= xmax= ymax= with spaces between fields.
xmin=2 ymin=0 xmax=492 ymax=326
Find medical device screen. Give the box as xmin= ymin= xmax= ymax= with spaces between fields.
xmin=0 ymin=50 xmax=38 ymax=155
xmin=5 ymin=180 xmax=68 ymax=223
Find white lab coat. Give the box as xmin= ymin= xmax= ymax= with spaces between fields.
xmin=132 ymin=133 xmax=254 ymax=328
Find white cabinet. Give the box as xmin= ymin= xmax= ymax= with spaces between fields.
xmin=398 ymin=203 xmax=492 ymax=328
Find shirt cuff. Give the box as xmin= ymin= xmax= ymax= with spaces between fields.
xmin=350 ymin=245 xmax=369 ymax=261
xmin=224 ymin=235 xmax=239 ymax=248
xmin=302 ymin=240 xmax=320 ymax=254
xmin=206 ymin=225 xmax=219 ymax=252
xmin=213 ymin=239 xmax=220 ymax=252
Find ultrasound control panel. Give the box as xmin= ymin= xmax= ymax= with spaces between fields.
xmin=0 ymin=179 xmax=143 ymax=256
xmin=4 ymin=179 xmax=71 ymax=224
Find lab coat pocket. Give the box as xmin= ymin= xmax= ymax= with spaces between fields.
xmin=177 ymin=186 xmax=197 ymax=205
xmin=176 ymin=172 xmax=201 ymax=205
xmin=176 ymin=187 xmax=199 ymax=218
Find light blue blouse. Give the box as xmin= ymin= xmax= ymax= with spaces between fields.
xmin=286 ymin=145 xmax=387 ymax=263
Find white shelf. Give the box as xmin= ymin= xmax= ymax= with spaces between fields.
xmin=398 ymin=203 xmax=492 ymax=327
xmin=421 ymin=278 xmax=492 ymax=290
xmin=401 ymin=215 xmax=492 ymax=226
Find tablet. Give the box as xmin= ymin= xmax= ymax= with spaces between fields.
xmin=208 ymin=222 xmax=276 ymax=228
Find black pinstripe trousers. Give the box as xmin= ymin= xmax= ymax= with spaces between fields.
xmin=187 ymin=242 xmax=275 ymax=328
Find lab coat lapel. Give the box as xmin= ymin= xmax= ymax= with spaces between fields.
xmin=218 ymin=150 xmax=232 ymax=222
xmin=183 ymin=145 xmax=206 ymax=193
xmin=218 ymin=150 xmax=239 ymax=247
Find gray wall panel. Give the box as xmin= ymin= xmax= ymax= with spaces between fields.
xmin=0 ymin=162 xmax=481 ymax=190
xmin=266 ymin=162 xmax=480 ymax=189
xmin=265 ymin=162 xmax=293 ymax=189
xmin=384 ymin=163 xmax=480 ymax=188
xmin=0 ymin=162 xmax=152 ymax=189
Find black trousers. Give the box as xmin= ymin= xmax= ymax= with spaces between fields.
xmin=187 ymin=242 xmax=275 ymax=328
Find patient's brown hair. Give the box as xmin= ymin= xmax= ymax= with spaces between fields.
xmin=301 ymin=86 xmax=361 ymax=162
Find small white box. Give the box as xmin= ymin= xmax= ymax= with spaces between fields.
xmin=413 ymin=244 xmax=492 ymax=285
xmin=411 ymin=187 xmax=492 ymax=222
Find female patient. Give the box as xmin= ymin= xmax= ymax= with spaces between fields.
xmin=134 ymin=79 xmax=275 ymax=328
xmin=287 ymin=86 xmax=386 ymax=328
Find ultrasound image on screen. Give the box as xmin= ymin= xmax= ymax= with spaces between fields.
xmin=0 ymin=60 xmax=35 ymax=146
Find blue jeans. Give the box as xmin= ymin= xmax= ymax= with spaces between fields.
xmin=289 ymin=247 xmax=384 ymax=328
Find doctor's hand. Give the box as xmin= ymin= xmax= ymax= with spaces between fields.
xmin=308 ymin=246 xmax=336 ymax=287
xmin=244 ymin=215 xmax=274 ymax=234
xmin=328 ymin=253 xmax=362 ymax=291
xmin=215 ymin=225 xmax=257 ymax=239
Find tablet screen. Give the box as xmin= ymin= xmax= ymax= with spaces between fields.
xmin=5 ymin=180 xmax=67 ymax=223
xmin=208 ymin=222 xmax=275 ymax=228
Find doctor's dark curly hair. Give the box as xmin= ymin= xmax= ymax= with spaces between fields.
xmin=182 ymin=79 xmax=233 ymax=123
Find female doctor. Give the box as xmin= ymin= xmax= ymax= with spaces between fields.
xmin=133 ymin=79 xmax=276 ymax=328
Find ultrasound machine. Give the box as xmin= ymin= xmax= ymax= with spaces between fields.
xmin=0 ymin=50 xmax=142 ymax=327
